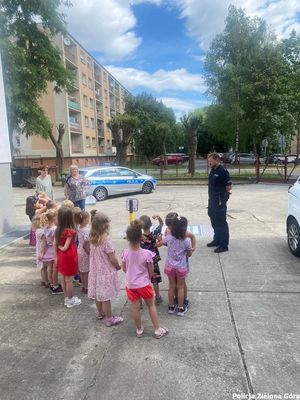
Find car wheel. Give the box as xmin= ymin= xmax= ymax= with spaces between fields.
xmin=93 ymin=186 xmax=108 ymax=201
xmin=287 ymin=217 xmax=300 ymax=256
xmin=142 ymin=181 xmax=153 ymax=194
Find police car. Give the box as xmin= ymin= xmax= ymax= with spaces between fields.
xmin=80 ymin=166 xmax=157 ymax=201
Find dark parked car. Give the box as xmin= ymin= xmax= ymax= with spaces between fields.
xmin=230 ymin=153 xmax=263 ymax=164
xmin=152 ymin=153 xmax=189 ymax=166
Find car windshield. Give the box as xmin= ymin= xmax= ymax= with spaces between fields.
xmin=79 ymin=170 xmax=88 ymax=177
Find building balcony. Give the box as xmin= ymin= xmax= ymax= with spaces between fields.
xmin=71 ymin=143 xmax=83 ymax=153
xmin=94 ymin=72 xmax=101 ymax=83
xmin=68 ymin=99 xmax=81 ymax=111
xmin=95 ymin=92 xmax=103 ymax=102
xmin=69 ymin=120 xmax=82 ymax=133
xmin=97 ymin=128 xmax=105 ymax=138
xmin=64 ymin=49 xmax=77 ymax=66
xmin=96 ymin=108 xmax=103 ymax=118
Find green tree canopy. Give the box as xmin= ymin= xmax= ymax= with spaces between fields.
xmin=125 ymin=93 xmax=181 ymax=160
xmin=0 ymin=0 xmax=72 ymax=150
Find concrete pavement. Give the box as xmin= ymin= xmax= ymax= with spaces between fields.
xmin=0 ymin=184 xmax=300 ymax=400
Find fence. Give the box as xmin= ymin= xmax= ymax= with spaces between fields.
xmin=122 ymin=155 xmax=300 ymax=184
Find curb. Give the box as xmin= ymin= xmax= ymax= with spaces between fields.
xmin=0 ymin=226 xmax=29 ymax=250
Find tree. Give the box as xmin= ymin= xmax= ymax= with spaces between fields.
xmin=281 ymin=31 xmax=300 ymax=156
xmin=107 ymin=114 xmax=138 ymax=164
xmin=0 ymin=0 xmax=72 ymax=159
xmin=181 ymin=110 xmax=203 ymax=176
xmin=125 ymin=93 xmax=177 ymax=160
xmin=48 ymin=123 xmax=65 ymax=178
xmin=155 ymin=122 xmax=172 ymax=169
xmin=204 ymin=6 xmax=294 ymax=155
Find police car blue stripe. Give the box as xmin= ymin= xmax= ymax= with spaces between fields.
xmin=88 ymin=178 xmax=156 ymax=186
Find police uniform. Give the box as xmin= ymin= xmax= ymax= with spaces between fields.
xmin=208 ymin=163 xmax=232 ymax=250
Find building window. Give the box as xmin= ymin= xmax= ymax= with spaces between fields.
xmin=89 ymin=98 xmax=94 ymax=109
xmin=82 ymin=73 xmax=87 ymax=85
xmin=85 ymin=116 xmax=89 ymax=127
xmin=80 ymin=52 xmax=86 ymax=64
xmin=88 ymin=78 xmax=92 ymax=89
xmin=90 ymin=118 xmax=95 ymax=129
xmin=83 ymin=95 xmax=88 ymax=107
xmin=92 ymin=137 xmax=96 ymax=147
xmin=87 ymin=57 xmax=91 ymax=69
xmin=86 ymin=136 xmax=90 ymax=147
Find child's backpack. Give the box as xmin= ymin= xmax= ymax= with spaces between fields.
xmin=25 ymin=194 xmax=38 ymax=221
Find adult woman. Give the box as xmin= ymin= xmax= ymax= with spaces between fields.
xmin=35 ymin=166 xmax=54 ymax=200
xmin=64 ymin=164 xmax=87 ymax=210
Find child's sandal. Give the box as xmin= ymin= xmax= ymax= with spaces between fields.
xmin=154 ymin=327 xmax=169 ymax=339
xmin=136 ymin=327 xmax=144 ymax=338
xmin=96 ymin=311 xmax=105 ymax=320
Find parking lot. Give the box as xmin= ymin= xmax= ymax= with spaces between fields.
xmin=0 ymin=184 xmax=300 ymax=400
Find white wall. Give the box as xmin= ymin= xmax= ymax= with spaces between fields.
xmin=0 ymin=54 xmax=16 ymax=235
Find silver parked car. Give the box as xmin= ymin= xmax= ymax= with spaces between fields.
xmin=80 ymin=166 xmax=157 ymax=201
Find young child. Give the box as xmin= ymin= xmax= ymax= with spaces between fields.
xmin=164 ymin=212 xmax=196 ymax=309
xmin=61 ymin=199 xmax=74 ymax=209
xmin=77 ymin=211 xmax=90 ymax=293
xmin=88 ymin=212 xmax=123 ymax=327
xmin=55 ymin=207 xmax=81 ymax=308
xmin=139 ymin=215 xmax=163 ymax=304
xmin=158 ymin=215 xmax=192 ymax=317
xmin=32 ymin=213 xmax=49 ymax=287
xmin=121 ymin=219 xmax=168 ymax=339
xmin=39 ymin=209 xmax=63 ymax=295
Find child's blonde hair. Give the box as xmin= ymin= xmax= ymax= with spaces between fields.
xmin=89 ymin=213 xmax=110 ymax=245
xmin=73 ymin=207 xmax=82 ymax=224
xmin=38 ymin=192 xmax=48 ymax=199
xmin=61 ymin=199 xmax=74 ymax=209
xmin=45 ymin=209 xmax=57 ymax=224
xmin=31 ymin=213 xmax=47 ymax=230
xmin=75 ymin=210 xmax=90 ymax=225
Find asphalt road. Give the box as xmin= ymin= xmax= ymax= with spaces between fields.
xmin=0 ymin=184 xmax=299 ymax=400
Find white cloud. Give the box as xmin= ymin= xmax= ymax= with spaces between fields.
xmin=157 ymin=97 xmax=211 ymax=119
xmin=175 ymin=0 xmax=300 ymax=49
xmin=105 ymin=66 xmax=206 ymax=92
xmin=64 ymin=0 xmax=162 ymax=60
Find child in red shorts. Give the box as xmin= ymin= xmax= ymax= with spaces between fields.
xmin=121 ymin=219 xmax=168 ymax=339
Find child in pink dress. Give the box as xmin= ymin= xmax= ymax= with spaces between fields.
xmin=121 ymin=219 xmax=168 ymax=339
xmin=77 ymin=211 xmax=90 ymax=293
xmin=88 ymin=212 xmax=123 ymax=327
xmin=39 ymin=209 xmax=63 ymax=295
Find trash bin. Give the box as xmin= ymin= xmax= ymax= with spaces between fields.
xmin=11 ymin=167 xmax=32 ymax=187
xmin=61 ymin=172 xmax=68 ymax=187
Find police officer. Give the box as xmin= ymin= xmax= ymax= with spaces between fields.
xmin=207 ymin=153 xmax=232 ymax=253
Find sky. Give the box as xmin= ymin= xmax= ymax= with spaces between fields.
xmin=64 ymin=0 xmax=300 ymax=119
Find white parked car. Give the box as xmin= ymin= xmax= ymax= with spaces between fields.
xmin=287 ymin=178 xmax=300 ymax=256
xmin=80 ymin=166 xmax=157 ymax=201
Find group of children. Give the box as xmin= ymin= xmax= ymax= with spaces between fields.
xmin=30 ymin=192 xmax=196 ymax=338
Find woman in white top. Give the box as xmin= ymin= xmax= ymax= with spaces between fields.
xmin=35 ymin=166 xmax=54 ymax=200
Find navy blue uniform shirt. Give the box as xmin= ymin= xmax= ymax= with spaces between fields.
xmin=208 ymin=164 xmax=232 ymax=197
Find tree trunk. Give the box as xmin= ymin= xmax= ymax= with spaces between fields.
xmin=296 ymin=111 xmax=300 ymax=159
xmin=188 ymin=130 xmax=197 ymax=176
xmin=49 ymin=124 xmax=65 ymax=180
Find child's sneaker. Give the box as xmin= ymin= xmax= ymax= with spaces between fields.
xmin=168 ymin=305 xmax=176 ymax=314
xmin=155 ymin=295 xmax=163 ymax=305
xmin=50 ymin=285 xmax=64 ymax=295
xmin=154 ymin=327 xmax=169 ymax=339
xmin=184 ymin=298 xmax=190 ymax=309
xmin=66 ymin=296 xmax=81 ymax=308
xmin=177 ymin=305 xmax=187 ymax=317
xmin=105 ymin=315 xmax=124 ymax=327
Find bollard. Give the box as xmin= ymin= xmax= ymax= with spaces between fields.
xmin=126 ymin=198 xmax=138 ymax=224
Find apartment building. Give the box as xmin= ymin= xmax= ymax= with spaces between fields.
xmin=14 ymin=32 xmax=128 ymax=177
